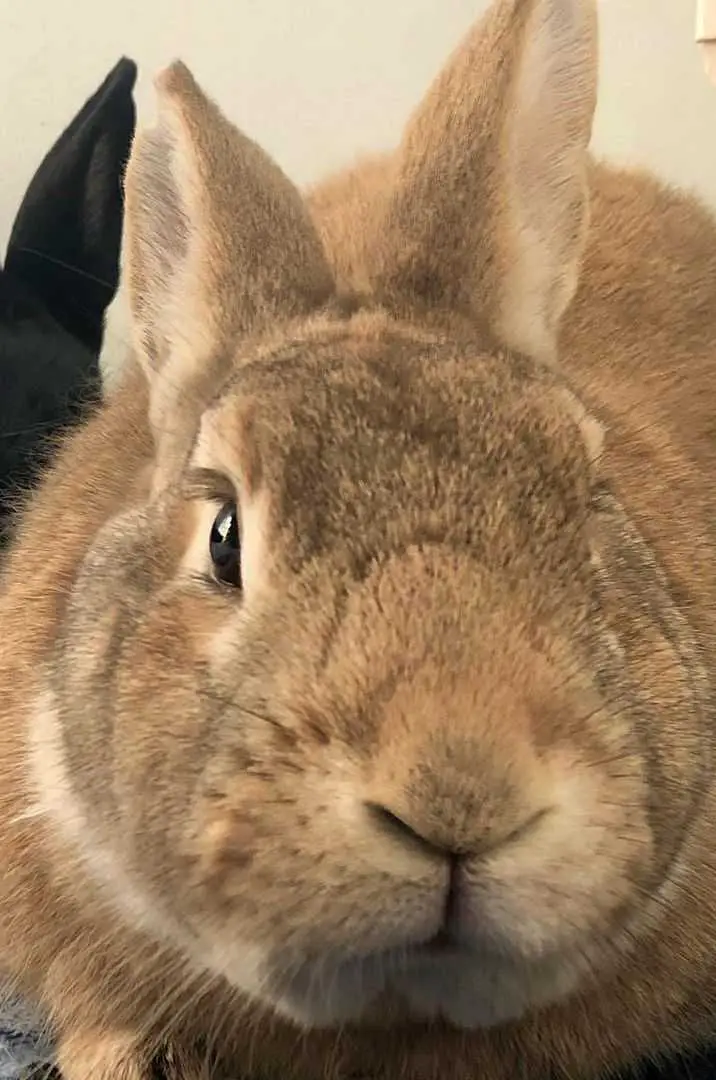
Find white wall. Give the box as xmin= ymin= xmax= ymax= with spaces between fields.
xmin=0 ymin=0 xmax=714 ymax=255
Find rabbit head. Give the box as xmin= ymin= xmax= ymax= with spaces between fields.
xmin=7 ymin=0 xmax=716 ymax=1076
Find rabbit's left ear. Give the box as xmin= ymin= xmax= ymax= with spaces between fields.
xmin=375 ymin=0 xmax=598 ymax=366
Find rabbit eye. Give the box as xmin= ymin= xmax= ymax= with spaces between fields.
xmin=209 ymin=501 xmax=241 ymax=588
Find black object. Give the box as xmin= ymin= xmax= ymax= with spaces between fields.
xmin=0 ymin=57 xmax=137 ymax=544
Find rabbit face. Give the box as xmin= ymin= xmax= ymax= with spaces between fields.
xmin=41 ymin=317 xmax=700 ymax=1031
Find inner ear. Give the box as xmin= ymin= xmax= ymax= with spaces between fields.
xmin=496 ymin=0 xmax=598 ymax=362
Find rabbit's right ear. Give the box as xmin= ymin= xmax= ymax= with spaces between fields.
xmin=123 ymin=62 xmax=334 ymax=436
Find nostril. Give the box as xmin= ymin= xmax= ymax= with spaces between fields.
xmin=365 ymin=801 xmax=456 ymax=858
xmin=366 ymin=802 xmax=415 ymax=840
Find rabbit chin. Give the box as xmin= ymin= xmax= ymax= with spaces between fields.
xmin=256 ymin=945 xmax=583 ymax=1031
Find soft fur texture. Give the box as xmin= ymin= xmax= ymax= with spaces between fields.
xmin=2 ymin=2 xmax=716 ymax=1079
xmin=0 ymin=57 xmax=136 ymax=545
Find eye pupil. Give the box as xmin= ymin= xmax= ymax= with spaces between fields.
xmin=209 ymin=501 xmax=241 ymax=588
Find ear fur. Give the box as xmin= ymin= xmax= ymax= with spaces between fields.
xmin=122 ymin=62 xmax=334 ymax=428
xmin=374 ymin=0 xmax=598 ymax=364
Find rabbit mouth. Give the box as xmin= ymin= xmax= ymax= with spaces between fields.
xmin=264 ymin=936 xmax=581 ymax=1032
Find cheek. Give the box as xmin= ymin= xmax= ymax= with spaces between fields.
xmin=175 ymin=748 xmax=442 ymax=951
xmin=105 ymin=582 xmax=235 ymax=871
xmin=464 ymin=768 xmax=654 ymax=959
xmin=176 ymin=762 xmax=335 ymax=915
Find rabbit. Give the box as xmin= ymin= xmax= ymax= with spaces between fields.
xmin=0 ymin=57 xmax=136 ymax=546
xmin=2 ymin=0 xmax=716 ymax=1077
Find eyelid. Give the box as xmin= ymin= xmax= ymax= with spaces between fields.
xmin=181 ymin=467 xmax=237 ymax=505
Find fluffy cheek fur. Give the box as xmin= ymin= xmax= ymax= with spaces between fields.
xmin=171 ymin=689 xmax=652 ymax=1030
xmin=171 ymin=749 xmax=653 ymax=1031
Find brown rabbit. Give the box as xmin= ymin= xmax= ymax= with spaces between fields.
xmin=3 ymin=0 xmax=716 ymax=1077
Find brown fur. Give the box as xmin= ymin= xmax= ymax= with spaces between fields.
xmin=2 ymin=1 xmax=716 ymax=1078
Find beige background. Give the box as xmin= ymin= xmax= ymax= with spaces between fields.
xmin=0 ymin=0 xmax=714 ymax=254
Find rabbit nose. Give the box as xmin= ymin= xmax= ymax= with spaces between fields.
xmin=366 ymin=663 xmax=557 ymax=857
xmin=364 ymin=788 xmax=551 ymax=864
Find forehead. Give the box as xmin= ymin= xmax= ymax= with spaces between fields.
xmin=194 ymin=325 xmax=589 ymax=568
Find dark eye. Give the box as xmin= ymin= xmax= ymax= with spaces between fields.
xmin=209 ymin=501 xmax=241 ymax=588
